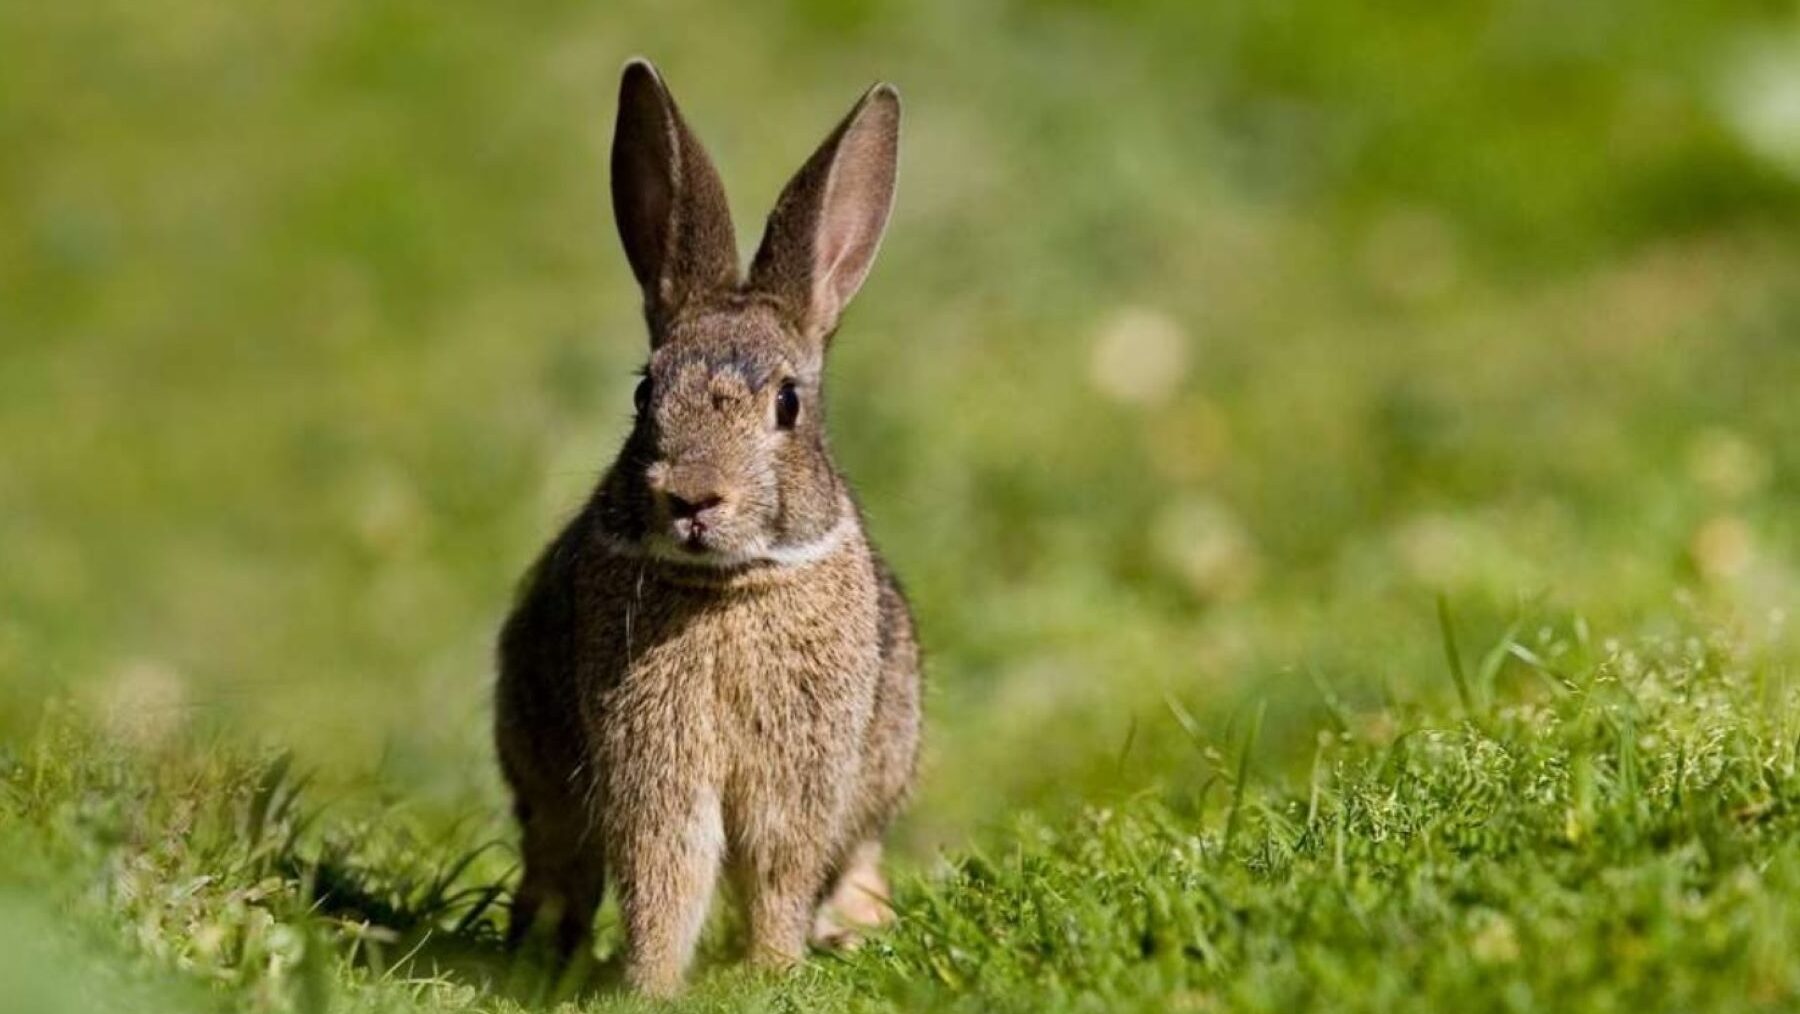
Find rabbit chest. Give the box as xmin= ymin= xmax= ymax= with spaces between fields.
xmin=577 ymin=543 xmax=885 ymax=840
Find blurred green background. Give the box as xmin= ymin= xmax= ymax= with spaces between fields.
xmin=4 ymin=0 xmax=1799 ymax=862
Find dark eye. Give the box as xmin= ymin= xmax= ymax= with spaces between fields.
xmin=775 ymin=380 xmax=800 ymax=429
xmin=634 ymin=376 xmax=652 ymax=414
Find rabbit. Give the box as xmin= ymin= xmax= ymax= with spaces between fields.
xmin=494 ymin=58 xmax=920 ymax=997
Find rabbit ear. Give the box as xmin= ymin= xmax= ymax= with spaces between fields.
xmin=749 ymin=83 xmax=900 ymax=343
xmin=611 ymin=59 xmax=740 ymax=339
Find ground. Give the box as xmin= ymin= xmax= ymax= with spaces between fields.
xmin=2 ymin=1 xmax=1798 ymax=1011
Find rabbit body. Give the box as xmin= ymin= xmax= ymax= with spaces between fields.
xmin=494 ymin=60 xmax=918 ymax=996
xmin=497 ymin=497 xmax=918 ymax=993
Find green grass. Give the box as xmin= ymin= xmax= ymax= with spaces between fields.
xmin=4 ymin=0 xmax=1800 ymax=1009
xmin=5 ymin=614 xmax=1798 ymax=1011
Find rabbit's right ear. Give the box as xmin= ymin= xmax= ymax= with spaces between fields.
xmin=749 ymin=84 xmax=900 ymax=345
xmin=611 ymin=59 xmax=740 ymax=340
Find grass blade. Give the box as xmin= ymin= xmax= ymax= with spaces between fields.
xmin=1436 ymin=595 xmax=1478 ymax=719
xmin=1223 ymin=700 xmax=1265 ymax=855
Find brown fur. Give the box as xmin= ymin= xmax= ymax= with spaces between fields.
xmin=494 ymin=59 xmax=918 ymax=997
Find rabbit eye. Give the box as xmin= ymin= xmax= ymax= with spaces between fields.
xmin=634 ymin=376 xmax=652 ymax=414
xmin=775 ymin=380 xmax=800 ymax=429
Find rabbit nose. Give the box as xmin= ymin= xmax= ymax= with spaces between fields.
xmin=658 ymin=464 xmax=729 ymax=520
xmin=666 ymin=491 xmax=723 ymax=521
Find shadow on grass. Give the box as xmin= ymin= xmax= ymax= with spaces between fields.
xmin=294 ymin=843 xmax=636 ymax=1007
xmin=216 ymin=749 xmax=621 ymax=1007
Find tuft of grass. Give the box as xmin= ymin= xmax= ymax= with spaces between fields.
xmin=0 ymin=722 xmax=513 ymax=1012
xmin=846 ymin=623 xmax=1800 ymax=1012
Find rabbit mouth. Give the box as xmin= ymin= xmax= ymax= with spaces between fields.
xmin=650 ymin=521 xmax=749 ymax=563
xmin=596 ymin=509 xmax=859 ymax=571
xmin=670 ymin=515 xmax=728 ymax=554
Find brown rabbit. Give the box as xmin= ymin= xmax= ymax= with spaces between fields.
xmin=494 ymin=59 xmax=920 ymax=996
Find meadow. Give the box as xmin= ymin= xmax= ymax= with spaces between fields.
xmin=3 ymin=1 xmax=1798 ymax=1010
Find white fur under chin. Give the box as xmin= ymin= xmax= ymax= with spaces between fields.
xmin=598 ymin=511 xmax=859 ymax=570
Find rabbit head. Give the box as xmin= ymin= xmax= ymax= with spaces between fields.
xmin=594 ymin=60 xmax=900 ymax=568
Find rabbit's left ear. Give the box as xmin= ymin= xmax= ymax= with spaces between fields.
xmin=749 ymin=84 xmax=900 ymax=343
xmin=612 ymin=59 xmax=740 ymax=340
